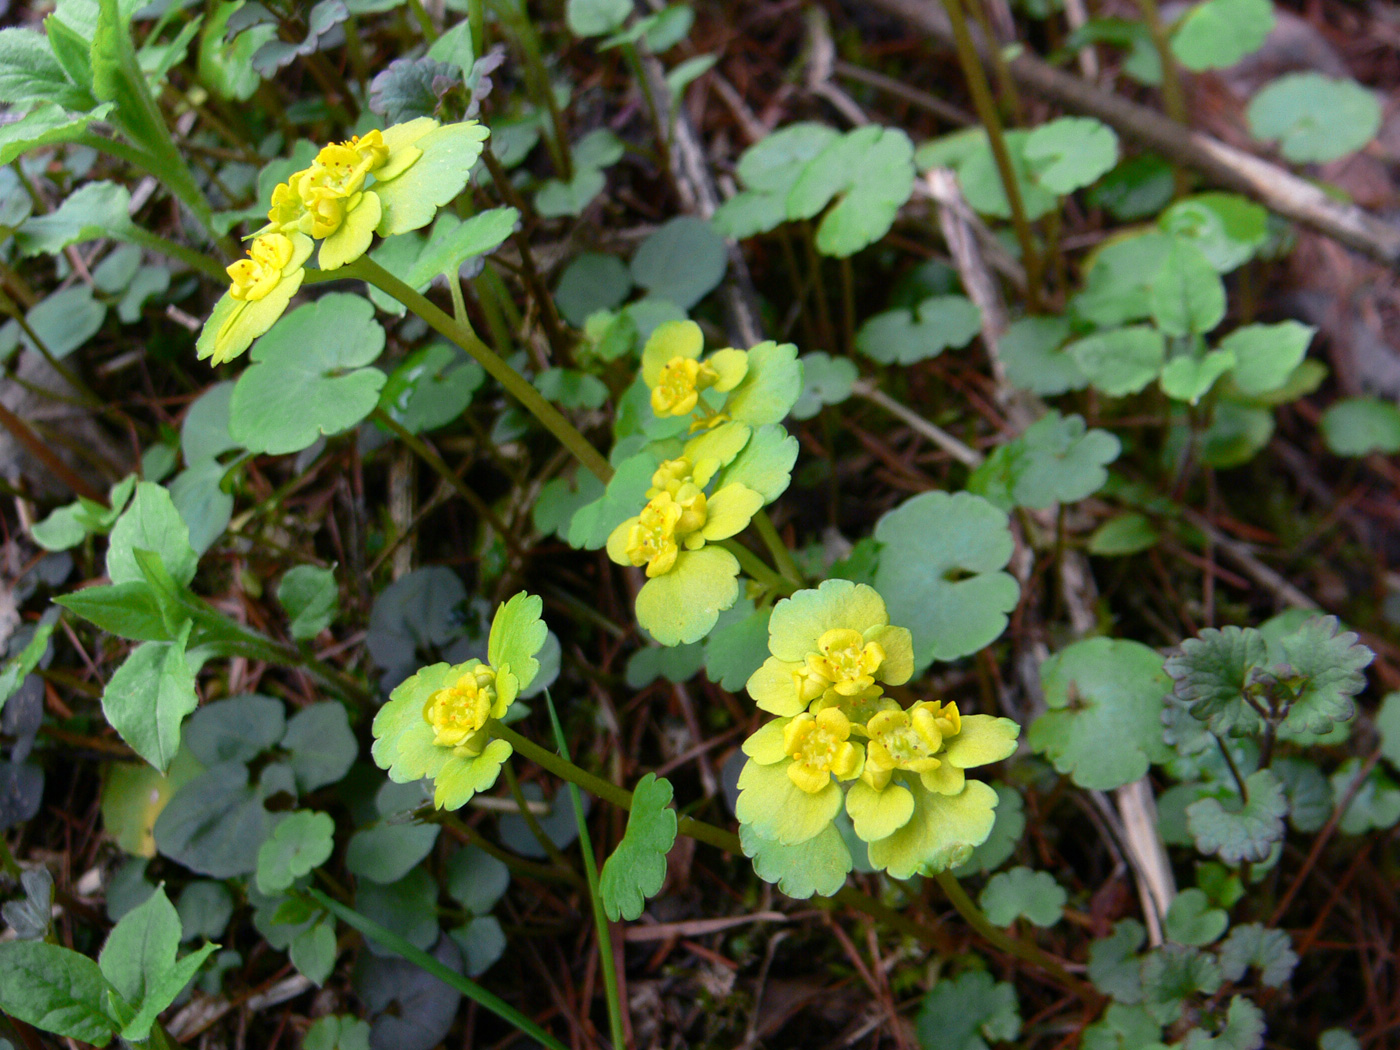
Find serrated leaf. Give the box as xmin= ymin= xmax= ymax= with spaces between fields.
xmin=1218 ymin=923 xmax=1296 ymax=988
xmin=916 ymin=970 xmax=1021 ymax=1050
xmin=1180 ymin=996 xmax=1266 ymax=1050
xmin=873 ymin=491 xmax=1019 ymax=668
xmin=1165 ymin=625 xmax=1268 ymax=733
xmin=979 ymin=866 xmax=1066 ymax=927
xmin=1164 ymin=888 xmax=1228 ymax=946
xmin=368 ymin=56 xmax=458 ymax=124
xmin=741 ymin=820 xmax=852 ymax=899
xmin=229 ymin=294 xmax=386 ymax=456
xmin=1089 ymin=919 xmax=1146 ymax=1003
xmin=1331 ymin=758 xmax=1400 ymax=834
xmin=1141 ymin=944 xmax=1222 ymax=1025
xmin=375 ymin=120 xmax=490 ymax=236
xmin=969 ymin=411 xmax=1119 ymax=511
xmin=1082 ymin=1003 xmax=1168 ymax=1050
xmin=599 ymin=773 xmax=678 ymax=920
xmin=488 ymin=590 xmax=547 ymax=692
xmin=1247 ymin=73 xmax=1381 ymax=164
xmin=1279 ymin=616 xmax=1371 ymax=735
xmin=1031 ymin=638 xmax=1170 ymax=790
xmin=257 ymin=810 xmax=335 ymax=893
xmin=1185 ymin=769 xmax=1287 ymax=863
xmin=787 ymin=125 xmax=915 ymax=256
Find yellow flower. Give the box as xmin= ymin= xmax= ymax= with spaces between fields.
xmin=802 ymin=628 xmax=887 ymax=697
xmin=197 ymin=232 xmax=313 ymax=367
xmin=862 ymin=701 xmax=951 ymax=790
xmin=783 ymin=708 xmax=863 ymax=794
xmin=423 ymin=664 xmax=499 ymax=750
xmin=620 ymin=492 xmax=685 ymax=577
xmin=227 ymin=232 xmax=296 ymax=302
xmin=640 ymin=320 xmax=749 ymax=424
xmin=651 ymin=355 xmax=720 ymax=416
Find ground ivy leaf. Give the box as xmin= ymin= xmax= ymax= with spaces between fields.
xmin=979 ymin=866 xmax=1066 ymax=927
xmin=969 ymin=411 xmax=1119 ymax=511
xmin=1024 ymin=117 xmax=1119 ymax=194
xmin=256 ymin=810 xmax=335 ymax=893
xmin=1247 ymin=73 xmax=1381 ymax=164
xmin=1031 ymin=637 xmax=1170 ymax=790
xmin=740 ymin=820 xmax=852 ymax=899
xmin=855 ymin=294 xmax=981 ymax=365
xmin=1164 ymin=625 xmax=1268 ymax=734
xmin=599 ymin=773 xmax=678 ymax=921
xmin=1331 ymin=758 xmax=1400 ymax=834
xmin=916 ymin=970 xmax=1021 ymax=1050
xmin=1180 ymin=995 xmax=1266 ymax=1050
xmin=1218 ymin=923 xmax=1297 ymax=988
xmin=1141 ymin=944 xmax=1223 ymax=1025
xmin=1089 ymin=919 xmax=1146 ymax=1003
xmin=229 ymin=294 xmax=387 ymax=456
xmin=1186 ymin=768 xmax=1287 ymax=863
xmin=0 ymin=940 xmax=119 ymax=1046
xmin=873 ymin=491 xmax=1019 ymax=668
xmin=1164 ymin=888 xmax=1228 ymax=946
xmin=786 ymin=125 xmax=915 ymax=257
xmin=1082 ymin=1003 xmax=1168 ymax=1050
xmin=1278 ymin=615 xmax=1372 ymax=735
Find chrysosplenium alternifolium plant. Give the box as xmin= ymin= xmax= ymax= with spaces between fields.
xmin=737 ymin=581 xmax=1020 ymax=879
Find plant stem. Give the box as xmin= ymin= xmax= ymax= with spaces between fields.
xmin=938 ymin=0 xmax=1043 ymax=310
xmin=0 ymin=835 xmax=22 ymax=880
xmin=307 ymin=888 xmax=570 ymax=1050
xmin=753 ymin=509 xmax=804 ymax=588
xmin=719 ymin=538 xmax=796 ymax=597
xmin=1132 ymin=0 xmax=1187 ymax=125
xmin=125 ymin=227 xmax=228 ymax=281
xmin=345 ymin=257 xmax=613 ymax=482
xmin=544 ymin=695 xmax=626 ymax=1050
xmin=933 ymin=872 xmax=1096 ymax=997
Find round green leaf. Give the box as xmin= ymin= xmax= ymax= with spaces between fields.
xmin=1170 ymin=0 xmax=1273 ymax=71
xmin=629 ymin=216 xmax=727 ymax=310
xmin=1024 ymin=117 xmax=1119 ymax=194
xmin=1320 ymin=397 xmax=1400 ymax=456
xmin=1247 ymin=73 xmax=1381 ymax=163
xmin=979 ymin=866 xmax=1067 ymax=928
xmin=856 ymin=295 xmax=981 ymax=365
xmin=229 ymin=293 xmax=387 ymax=456
xmin=256 ymin=809 xmax=335 ymax=893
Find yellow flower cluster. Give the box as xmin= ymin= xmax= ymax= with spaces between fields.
xmin=423 ymin=664 xmax=499 ymax=751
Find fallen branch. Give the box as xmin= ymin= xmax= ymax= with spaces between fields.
xmin=868 ymin=0 xmax=1400 ymax=266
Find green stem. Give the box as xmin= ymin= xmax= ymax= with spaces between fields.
xmin=125 ymin=227 xmax=227 ymax=281
xmin=502 ymin=762 xmax=576 ymax=874
xmin=933 ymin=872 xmax=1096 ymax=997
xmin=0 ymin=835 xmax=22 ymax=881
xmin=753 ymin=509 xmax=804 ymax=588
xmin=344 ymin=257 xmax=614 ymax=483
xmin=544 ymin=695 xmax=626 ymax=1050
xmin=406 ymin=0 xmax=440 ymax=40
xmin=307 ymin=888 xmax=570 ymax=1050
xmin=938 ymin=0 xmax=1043 ymax=311
xmin=720 ymin=538 xmax=795 ymax=597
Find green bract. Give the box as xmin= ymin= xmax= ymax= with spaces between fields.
xmin=371 ymin=592 xmax=547 ymax=809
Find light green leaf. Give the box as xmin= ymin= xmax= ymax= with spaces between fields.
xmin=792 ymin=351 xmax=857 ymax=419
xmin=566 ymin=0 xmax=631 ymax=36
xmin=1164 ymin=888 xmax=1228 ymax=946
xmin=1030 ymin=637 xmax=1171 ymax=790
xmin=24 ymin=286 xmax=105 ymax=359
xmin=1159 ymin=193 xmax=1268 ymax=273
xmin=1089 ymin=919 xmax=1146 ymax=1003
xmin=1279 ymin=615 xmax=1372 ymax=735
xmin=278 ymin=565 xmax=338 ymax=640
xmin=405 ymin=207 xmax=518 ymax=287
xmin=916 ymin=970 xmax=1021 ymax=1050
xmin=630 ymin=216 xmax=728 ymax=311
xmin=1024 ymin=117 xmax=1119 ymax=194
xmin=1222 ymin=322 xmax=1314 ymax=396
xmin=1247 ymin=73 xmax=1381 ymax=163
xmin=106 ymin=480 xmax=198 ymax=588
xmin=1320 ymin=397 xmax=1400 ymax=456
xmin=600 ymin=773 xmax=678 ymax=920
xmin=740 ymin=820 xmax=852 ymax=899
xmin=0 ymin=613 xmax=57 ymax=714
xmin=0 ymin=940 xmax=118 ymax=1046
xmin=969 ymin=411 xmax=1119 ymax=511
xmin=0 ymin=102 xmax=114 ymax=168
xmin=1185 ymin=769 xmax=1288 ymax=863
xmin=256 ymin=810 xmax=336 ymax=893
xmin=713 ymin=123 xmax=838 ymax=239
xmin=102 ymin=624 xmax=197 ymax=773
xmin=856 ymin=295 xmax=981 ymax=365
xmin=1088 ymin=512 xmax=1159 ymax=556
xmin=488 ymin=590 xmax=547 ymax=691
xmin=1067 ymin=325 xmax=1166 ymax=396
xmin=229 ymin=294 xmax=387 ymax=456
xmin=1160 ymin=349 xmax=1234 ymax=404
xmin=1072 ymin=233 xmax=1172 ymax=327
xmin=725 ymin=340 xmax=803 ymax=426
xmin=289 ymin=920 xmax=336 ymax=986
xmin=718 ymin=423 xmax=798 ymax=503
xmin=15 ymin=180 xmax=133 ymax=256
xmin=535 ymin=167 xmax=605 ymax=217
xmin=666 ymin=54 xmax=716 ymax=99
xmin=787 ymin=125 xmax=915 ymax=257
xmin=1149 ymin=238 xmax=1226 ymax=337
xmin=979 ymin=866 xmax=1066 ymax=927
xmin=958 ymin=129 xmax=1058 ymax=220
xmin=874 ymin=491 xmax=1019 ymax=667
xmin=1000 ymin=316 xmax=1088 ymax=395
xmin=636 ymin=545 xmax=741 ymax=646
xmin=0 ymin=27 xmax=90 ymax=108
xmin=374 ymin=120 xmax=490 ymax=235
xmin=1170 ymin=0 xmax=1273 ymax=71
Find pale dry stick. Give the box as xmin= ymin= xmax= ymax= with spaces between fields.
xmin=388 ymin=446 xmax=415 ymax=580
xmin=804 ymin=7 xmax=872 ymax=127
xmin=1061 ymin=0 xmax=1100 ymax=80
xmin=869 ymin=0 xmax=1400 ymax=267
xmin=930 ymin=167 xmax=1178 ymax=942
xmin=622 ymin=912 xmax=789 ymax=941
